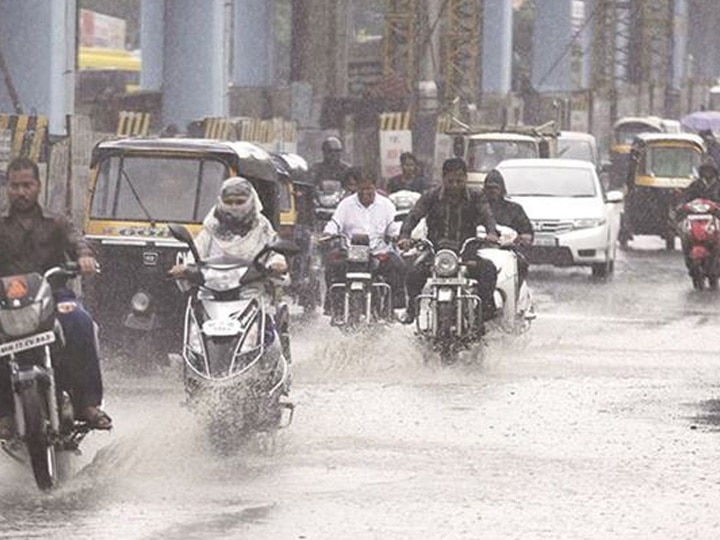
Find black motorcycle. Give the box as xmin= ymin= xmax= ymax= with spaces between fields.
xmin=322 ymin=234 xmax=394 ymax=331
xmin=0 ymin=264 xmax=109 ymax=490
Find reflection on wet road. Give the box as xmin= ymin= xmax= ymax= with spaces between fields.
xmin=2 ymin=237 xmax=720 ymax=539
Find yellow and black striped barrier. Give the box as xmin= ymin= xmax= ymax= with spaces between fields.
xmin=379 ymin=111 xmax=411 ymax=131
xmin=0 ymin=114 xmax=49 ymax=162
xmin=204 ymin=117 xmax=234 ymax=139
xmin=117 ymin=111 xmax=150 ymax=137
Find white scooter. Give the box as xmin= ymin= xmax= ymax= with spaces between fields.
xmin=477 ymin=225 xmax=536 ymax=335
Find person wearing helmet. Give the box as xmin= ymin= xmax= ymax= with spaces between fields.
xmin=482 ymin=169 xmax=533 ymax=285
xmin=683 ymin=159 xmax=720 ymax=204
xmin=310 ymin=136 xmax=352 ymax=189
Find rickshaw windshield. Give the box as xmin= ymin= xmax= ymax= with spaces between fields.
xmin=644 ymin=146 xmax=702 ymax=178
xmin=467 ymin=140 xmax=538 ymax=172
xmin=615 ymin=124 xmax=661 ymax=145
xmin=502 ymin=167 xmax=597 ymax=197
xmin=90 ymin=155 xmax=230 ymax=222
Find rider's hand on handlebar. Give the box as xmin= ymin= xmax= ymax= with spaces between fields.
xmin=78 ymin=256 xmax=99 ymax=275
xmin=397 ymin=238 xmax=414 ymax=251
xmin=168 ymin=263 xmax=186 ymax=279
xmin=485 ymin=233 xmax=500 ymax=244
xmin=268 ymin=260 xmax=288 ymax=275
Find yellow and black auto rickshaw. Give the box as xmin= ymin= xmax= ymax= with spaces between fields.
xmin=269 ymin=152 xmax=321 ymax=313
xmin=83 ymin=138 xmax=282 ymax=356
xmin=609 ymin=116 xmax=681 ymax=190
xmin=621 ymin=133 xmax=705 ymax=249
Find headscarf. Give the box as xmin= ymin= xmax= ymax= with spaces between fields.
xmin=207 ymin=177 xmax=264 ymax=240
xmin=484 ymin=169 xmax=507 ymax=197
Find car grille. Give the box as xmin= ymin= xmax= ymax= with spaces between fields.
xmin=532 ymin=220 xmax=573 ymax=234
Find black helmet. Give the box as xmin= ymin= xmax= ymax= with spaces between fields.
xmin=321 ymin=136 xmax=343 ymax=154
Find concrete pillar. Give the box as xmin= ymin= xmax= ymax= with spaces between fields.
xmin=580 ymin=0 xmax=593 ymax=89
xmin=671 ymin=0 xmax=688 ymax=90
xmin=687 ymin=0 xmax=720 ymax=82
xmin=531 ymin=0 xmax=573 ymax=93
xmin=0 ymin=0 xmax=75 ymax=135
xmin=140 ymin=0 xmax=164 ymax=91
xmin=482 ymin=0 xmax=513 ymax=94
xmin=232 ymin=0 xmax=274 ymax=86
xmin=162 ymin=0 xmax=227 ymax=129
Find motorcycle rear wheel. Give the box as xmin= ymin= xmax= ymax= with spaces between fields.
xmin=21 ymin=385 xmax=57 ymax=491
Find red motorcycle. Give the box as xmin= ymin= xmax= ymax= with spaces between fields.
xmin=677 ymin=198 xmax=720 ymax=290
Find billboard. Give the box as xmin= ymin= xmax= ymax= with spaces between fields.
xmin=80 ymin=9 xmax=127 ymax=50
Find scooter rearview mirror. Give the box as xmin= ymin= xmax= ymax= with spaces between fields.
xmin=168 ymin=223 xmax=201 ymax=263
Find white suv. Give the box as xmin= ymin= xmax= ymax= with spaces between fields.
xmin=496 ymin=159 xmax=624 ymax=277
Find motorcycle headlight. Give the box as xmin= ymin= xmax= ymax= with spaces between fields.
xmin=572 ymin=218 xmax=606 ymax=230
xmin=202 ymin=268 xmax=246 ymax=291
xmin=0 ymin=302 xmax=42 ymax=338
xmin=319 ymin=193 xmax=341 ymax=207
xmin=434 ymin=250 xmax=459 ymax=277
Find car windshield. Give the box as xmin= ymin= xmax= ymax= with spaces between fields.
xmin=501 ymin=166 xmax=597 ymax=197
xmin=467 ymin=140 xmax=538 ymax=172
xmin=557 ymin=139 xmax=594 ymax=163
xmin=645 ymin=146 xmax=702 ymax=178
xmin=90 ymin=155 xmax=230 ymax=222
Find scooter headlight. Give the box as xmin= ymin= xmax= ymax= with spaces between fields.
xmin=434 ymin=250 xmax=459 ymax=278
xmin=130 ymin=292 xmax=151 ymax=314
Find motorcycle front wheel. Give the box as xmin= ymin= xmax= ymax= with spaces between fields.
xmin=436 ymin=303 xmax=458 ymax=365
xmin=20 ymin=384 xmax=57 ymax=490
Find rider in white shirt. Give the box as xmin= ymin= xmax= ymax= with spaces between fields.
xmin=322 ymin=172 xmax=407 ymax=314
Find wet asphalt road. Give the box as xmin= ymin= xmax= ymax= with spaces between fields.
xmin=2 ymin=236 xmax=720 ymax=539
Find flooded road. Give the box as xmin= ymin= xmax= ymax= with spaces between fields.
xmin=2 ymin=237 xmax=720 ymax=539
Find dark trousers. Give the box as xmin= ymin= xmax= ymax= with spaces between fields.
xmin=0 ymin=289 xmax=104 ymax=417
xmin=324 ymin=252 xmax=407 ymax=309
xmin=406 ymin=255 xmax=497 ymax=318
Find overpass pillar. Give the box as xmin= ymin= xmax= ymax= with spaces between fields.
xmin=162 ymin=0 xmax=227 ymax=129
xmin=140 ymin=0 xmax=164 ymax=91
xmin=0 ymin=0 xmax=75 ymax=135
xmin=531 ymin=0 xmax=573 ymax=93
xmin=232 ymin=0 xmax=274 ymax=87
xmin=482 ymin=0 xmax=513 ymax=95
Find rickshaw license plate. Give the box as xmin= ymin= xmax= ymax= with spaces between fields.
xmin=0 ymin=331 xmax=55 ymax=357
xmin=534 ymin=234 xmax=557 ymax=247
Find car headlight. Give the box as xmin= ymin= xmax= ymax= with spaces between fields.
xmin=572 ymin=218 xmax=606 ymax=230
xmin=0 ymin=302 xmax=42 ymax=338
xmin=434 ymin=250 xmax=459 ymax=277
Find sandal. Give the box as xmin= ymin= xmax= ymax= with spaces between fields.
xmin=81 ymin=406 xmax=113 ymax=430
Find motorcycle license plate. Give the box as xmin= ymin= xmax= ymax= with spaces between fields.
xmin=202 ymin=319 xmax=242 ymax=337
xmin=0 ymin=331 xmax=55 ymax=357
xmin=350 ymin=282 xmax=364 ymax=291
xmin=534 ymin=234 xmax=557 ymax=247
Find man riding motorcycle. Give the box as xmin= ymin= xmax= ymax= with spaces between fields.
xmin=482 ymin=169 xmax=534 ymax=285
xmin=322 ymin=171 xmax=406 ymax=315
xmin=677 ymin=159 xmax=720 ymax=284
xmin=0 ymin=157 xmax=111 ymax=438
xmin=397 ymin=157 xmax=499 ymax=324
xmin=310 ymin=136 xmax=352 ymax=189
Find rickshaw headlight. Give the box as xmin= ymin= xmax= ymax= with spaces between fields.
xmin=572 ymin=218 xmax=605 ymax=230
xmin=130 ymin=292 xmax=151 ymax=314
xmin=434 ymin=250 xmax=459 ymax=277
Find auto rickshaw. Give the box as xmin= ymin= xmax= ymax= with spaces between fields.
xmin=621 ymin=133 xmax=705 ymax=249
xmin=82 ymin=138 xmax=282 ymax=358
xmin=609 ymin=116 xmax=680 ymax=190
xmin=269 ymin=152 xmax=321 ymax=313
